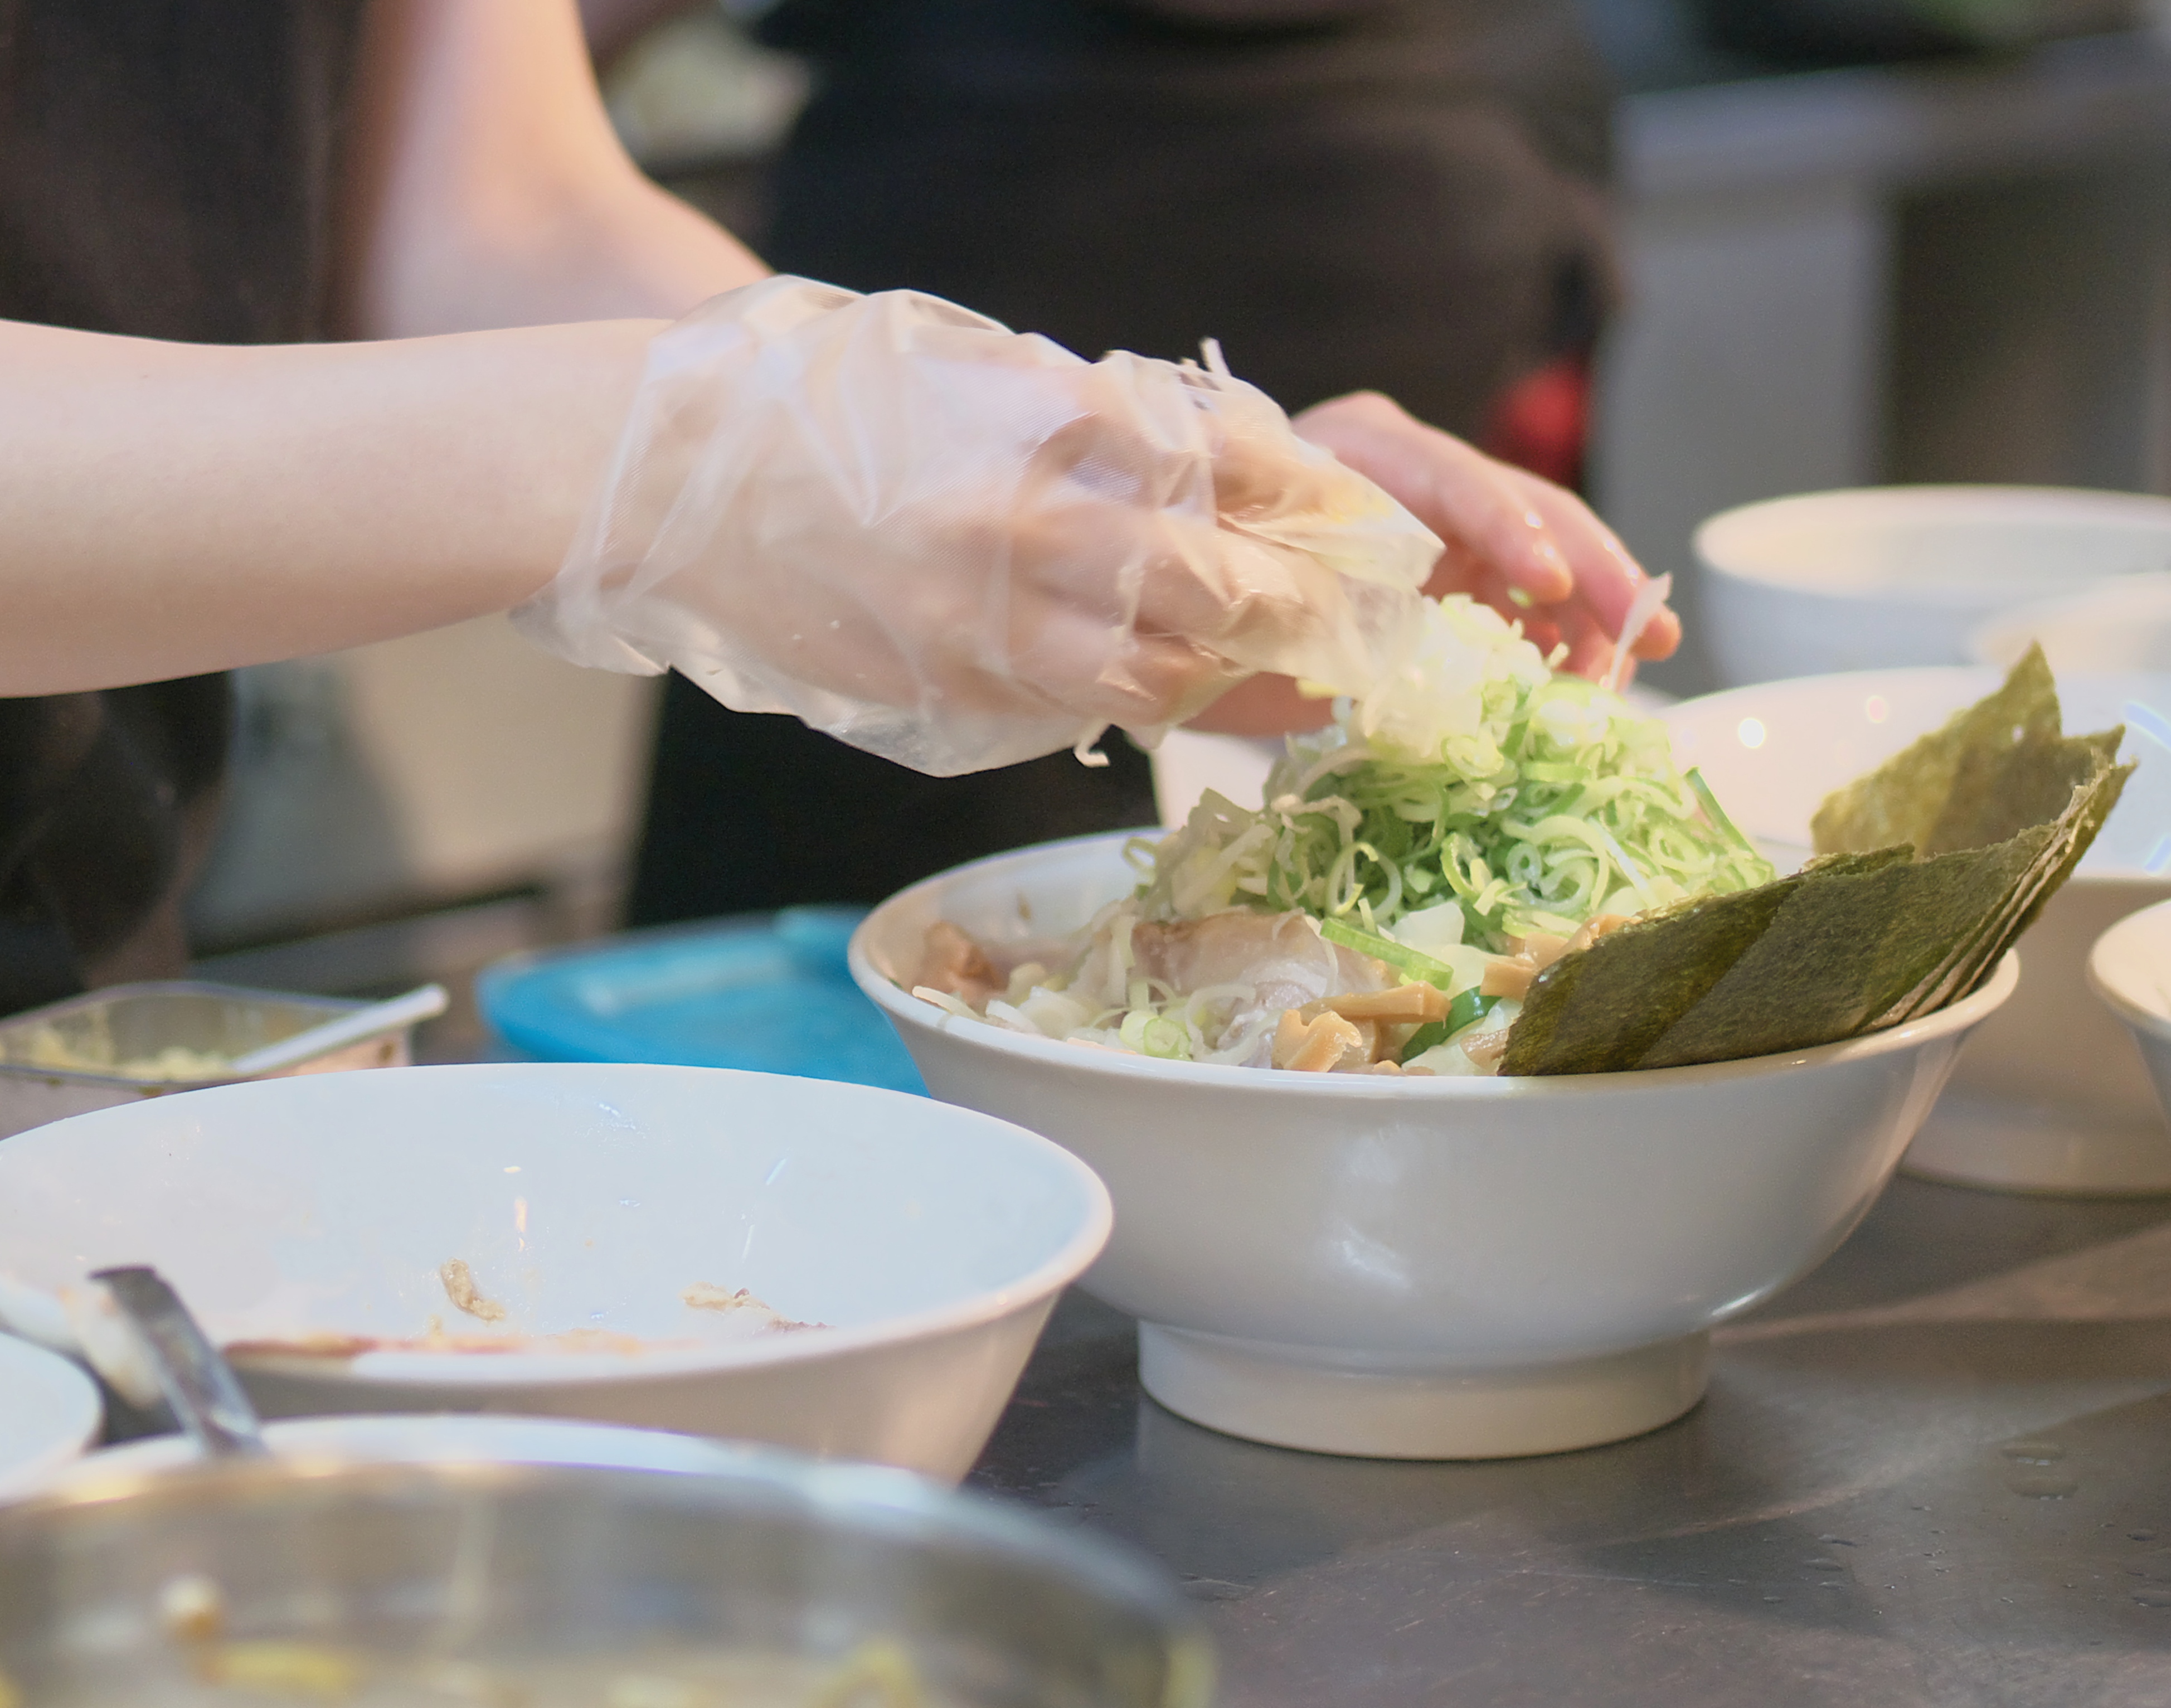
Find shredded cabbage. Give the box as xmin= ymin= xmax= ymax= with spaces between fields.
xmin=1135 ymin=595 xmax=1773 ymax=953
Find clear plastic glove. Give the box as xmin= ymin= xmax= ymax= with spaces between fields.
xmin=513 ymin=276 xmax=1441 ymax=776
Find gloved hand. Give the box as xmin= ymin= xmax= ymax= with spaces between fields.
xmin=513 ymin=276 xmax=1441 ymax=776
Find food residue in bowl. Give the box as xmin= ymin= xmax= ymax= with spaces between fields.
xmin=439 ymin=1259 xmax=507 ymax=1323
xmin=683 ymin=1282 xmax=825 ymax=1333
xmin=219 ymin=1268 xmax=825 ymax=1365
xmin=224 ymin=1327 xmax=686 ymax=1361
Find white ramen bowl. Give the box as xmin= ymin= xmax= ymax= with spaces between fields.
xmin=1696 ymin=486 xmax=2171 ymax=687
xmin=0 ymin=1064 xmax=1110 ymax=1482
xmin=2087 ymin=900 xmax=2171 ymax=1140
xmin=1970 ymin=573 xmax=2171 ymax=677
xmin=1665 ymin=668 xmax=2171 ymax=1195
xmin=850 ymin=833 xmax=2016 ymax=1461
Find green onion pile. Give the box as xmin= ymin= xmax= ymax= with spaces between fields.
xmin=1137 ymin=596 xmax=1772 ymax=953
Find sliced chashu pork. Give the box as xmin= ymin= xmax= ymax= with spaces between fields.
xmin=1130 ymin=910 xmax=1392 ymax=1016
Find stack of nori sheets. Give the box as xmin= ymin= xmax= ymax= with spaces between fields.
xmin=1500 ymin=648 xmax=2131 ymax=1076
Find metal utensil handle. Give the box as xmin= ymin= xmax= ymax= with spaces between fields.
xmin=90 ymin=1265 xmax=269 ymax=1459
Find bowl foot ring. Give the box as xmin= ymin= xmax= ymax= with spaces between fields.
xmin=1903 ymin=1093 xmax=2171 ymax=1197
xmin=1138 ymin=1325 xmax=1709 ymax=1460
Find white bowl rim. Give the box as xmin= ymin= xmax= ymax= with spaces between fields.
xmin=1698 ymin=483 xmax=2171 ymax=561
xmin=1966 ymin=574 xmax=2171 ymax=667
xmin=2087 ymin=898 xmax=2171 ymax=1044
xmin=1 ymin=1062 xmax=1114 ymax=1392
xmin=849 ymin=832 xmax=2022 ymax=1101
xmin=1696 ymin=485 xmax=2171 ymax=610
xmin=1659 ymin=664 xmax=2166 ymax=885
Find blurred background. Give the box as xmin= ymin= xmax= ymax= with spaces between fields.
xmin=184 ymin=0 xmax=2171 ymax=1052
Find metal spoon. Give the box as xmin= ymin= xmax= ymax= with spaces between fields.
xmin=90 ymin=1265 xmax=268 ymax=1459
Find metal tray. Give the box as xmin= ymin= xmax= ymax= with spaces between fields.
xmin=0 ymin=981 xmax=414 ymax=1141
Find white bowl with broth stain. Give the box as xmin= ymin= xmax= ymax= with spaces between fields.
xmin=0 ymin=1064 xmax=1109 ymax=1482
xmin=1664 ymin=668 xmax=2171 ymax=1195
xmin=851 ymin=833 xmax=2015 ymax=1462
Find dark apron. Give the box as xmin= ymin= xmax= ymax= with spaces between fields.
xmin=0 ymin=0 xmax=365 ymax=1014
xmin=630 ymin=0 xmax=1616 ymax=924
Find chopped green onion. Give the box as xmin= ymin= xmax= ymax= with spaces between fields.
xmin=1133 ymin=596 xmax=1774 ymax=957
xmin=1686 ymin=766 xmax=1756 ymax=859
xmin=1118 ymin=1010 xmax=1192 ymax=1060
xmin=1397 ymin=987 xmax=1499 ymax=1063
xmin=1318 ymin=918 xmax=1460 ymax=989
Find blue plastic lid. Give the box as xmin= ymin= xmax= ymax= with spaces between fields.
xmin=476 ymin=908 xmax=925 ymax=1095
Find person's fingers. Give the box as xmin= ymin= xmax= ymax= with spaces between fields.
xmin=1553 ymin=599 xmax=1620 ymax=683
xmin=1295 ymin=391 xmax=1684 ymax=670
xmin=1014 ymin=606 xmax=1235 ymax=726
xmin=1503 ymin=468 xmax=1681 ymax=662
xmin=1210 ymin=426 xmax=1345 ymax=523
xmin=1186 ymin=672 xmax=1336 ymax=737
xmin=1294 ymin=393 xmax=1572 ymax=605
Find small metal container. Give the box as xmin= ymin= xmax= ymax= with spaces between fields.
xmin=0 ymin=982 xmax=413 ymax=1142
xmin=0 ymin=1432 xmax=1213 ymax=1707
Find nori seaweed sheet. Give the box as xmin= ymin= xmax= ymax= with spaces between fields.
xmin=1500 ymin=648 xmax=2132 ymax=1076
xmin=1811 ymin=646 xmax=2069 ymax=856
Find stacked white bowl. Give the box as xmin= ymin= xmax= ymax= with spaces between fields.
xmin=1696 ymin=486 xmax=2171 ymax=686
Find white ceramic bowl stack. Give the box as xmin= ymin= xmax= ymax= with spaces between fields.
xmin=1665 ymin=669 xmax=2171 ymax=1195
xmin=0 ymin=1063 xmax=1110 ymax=1483
xmin=852 ymin=833 xmax=2016 ymax=1462
xmin=1695 ymin=485 xmax=2171 ymax=687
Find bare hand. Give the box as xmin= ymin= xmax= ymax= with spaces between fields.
xmin=1190 ymin=391 xmax=1677 ymax=735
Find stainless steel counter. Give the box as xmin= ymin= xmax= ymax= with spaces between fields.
xmin=972 ymin=1177 xmax=2171 ymax=1705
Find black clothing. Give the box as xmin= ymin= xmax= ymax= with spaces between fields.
xmin=630 ymin=0 xmax=1614 ymax=926
xmin=0 ymin=0 xmax=366 ymax=1014
xmin=755 ymin=0 xmax=1613 ymax=436
xmin=631 ymin=673 xmax=1160 ymax=920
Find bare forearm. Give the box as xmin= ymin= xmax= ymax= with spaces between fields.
xmin=0 ymin=317 xmax=659 ymax=695
xmin=341 ymin=0 xmax=768 ymax=339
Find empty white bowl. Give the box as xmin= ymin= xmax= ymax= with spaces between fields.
xmin=1970 ymin=573 xmax=2171 ymax=677
xmin=2088 ymin=900 xmax=2171 ymax=1137
xmin=850 ymin=833 xmax=2015 ymax=1461
xmin=1666 ymin=668 xmax=2171 ymax=1194
xmin=1696 ymin=486 xmax=2171 ymax=687
xmin=0 ymin=1064 xmax=1110 ymax=1482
